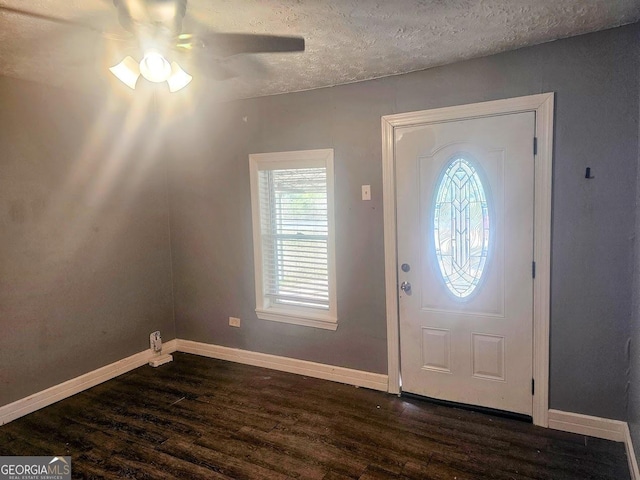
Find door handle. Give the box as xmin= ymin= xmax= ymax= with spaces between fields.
xmin=400 ymin=281 xmax=412 ymax=294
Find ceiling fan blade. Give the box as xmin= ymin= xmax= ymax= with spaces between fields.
xmin=0 ymin=6 xmax=104 ymax=34
xmin=194 ymin=33 xmax=305 ymax=57
xmin=174 ymin=52 xmax=237 ymax=81
xmin=205 ymin=63 xmax=237 ymax=81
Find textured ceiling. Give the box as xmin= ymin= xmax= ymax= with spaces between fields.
xmin=0 ymin=0 xmax=639 ymax=99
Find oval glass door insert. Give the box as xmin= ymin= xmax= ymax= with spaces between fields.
xmin=433 ymin=156 xmax=491 ymax=299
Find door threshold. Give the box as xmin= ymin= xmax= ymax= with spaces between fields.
xmin=401 ymin=392 xmax=533 ymax=423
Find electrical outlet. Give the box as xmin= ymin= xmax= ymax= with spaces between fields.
xmin=229 ymin=317 xmax=241 ymax=328
xmin=150 ymin=331 xmax=162 ymax=352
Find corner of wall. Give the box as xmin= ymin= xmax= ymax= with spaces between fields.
xmin=628 ymin=25 xmax=640 ymax=471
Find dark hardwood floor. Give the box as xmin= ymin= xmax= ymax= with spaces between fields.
xmin=0 ymin=352 xmax=630 ymax=479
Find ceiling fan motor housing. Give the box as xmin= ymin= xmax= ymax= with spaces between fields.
xmin=113 ymin=0 xmax=187 ymax=34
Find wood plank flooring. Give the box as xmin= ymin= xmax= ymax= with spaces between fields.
xmin=0 ymin=352 xmax=630 ymax=479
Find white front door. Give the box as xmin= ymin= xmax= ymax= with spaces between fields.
xmin=396 ymin=112 xmax=535 ymax=416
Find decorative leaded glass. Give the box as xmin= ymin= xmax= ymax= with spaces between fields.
xmin=433 ymin=156 xmax=490 ymax=299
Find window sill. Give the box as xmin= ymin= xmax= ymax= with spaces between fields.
xmin=255 ymin=308 xmax=338 ymax=331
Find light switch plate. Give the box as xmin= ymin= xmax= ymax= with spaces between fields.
xmin=362 ymin=185 xmax=371 ymax=201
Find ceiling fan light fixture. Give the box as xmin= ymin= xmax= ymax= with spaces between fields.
xmin=139 ymin=51 xmax=172 ymax=83
xmin=167 ymin=62 xmax=193 ymax=92
xmin=109 ymin=56 xmax=140 ymax=89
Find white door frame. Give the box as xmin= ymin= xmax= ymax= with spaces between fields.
xmin=381 ymin=93 xmax=554 ymax=427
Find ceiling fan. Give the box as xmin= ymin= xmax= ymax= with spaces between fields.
xmin=0 ymin=0 xmax=305 ymax=92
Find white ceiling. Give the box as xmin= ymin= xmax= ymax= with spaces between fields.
xmin=1 ymin=0 xmax=639 ymax=99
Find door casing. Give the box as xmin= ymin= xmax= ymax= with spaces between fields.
xmin=381 ymin=93 xmax=554 ymax=427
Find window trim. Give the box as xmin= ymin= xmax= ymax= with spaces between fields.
xmin=249 ymin=149 xmax=337 ymax=331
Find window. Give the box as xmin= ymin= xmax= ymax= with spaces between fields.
xmin=249 ymin=149 xmax=337 ymax=330
xmin=433 ymin=155 xmax=491 ymax=299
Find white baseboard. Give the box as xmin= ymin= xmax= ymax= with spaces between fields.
xmin=548 ymin=409 xmax=639 ymax=480
xmin=176 ymin=339 xmax=389 ymax=392
xmin=3 ymin=339 xmax=636 ymax=479
xmin=0 ymin=339 xmax=387 ymax=426
xmin=0 ymin=339 xmax=177 ymax=426
xmin=548 ymin=409 xmax=626 ymax=442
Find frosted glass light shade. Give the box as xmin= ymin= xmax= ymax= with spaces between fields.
xmin=139 ymin=51 xmax=172 ymax=83
xmin=109 ymin=56 xmax=140 ymax=89
xmin=167 ymin=62 xmax=193 ymax=92
xmin=110 ymin=55 xmax=193 ymax=92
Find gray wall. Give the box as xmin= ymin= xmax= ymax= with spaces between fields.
xmin=631 ymin=67 xmax=640 ymax=467
xmin=167 ymin=23 xmax=639 ymax=421
xmin=1 ymin=22 xmax=636 ymax=423
xmin=0 ymin=77 xmax=175 ymax=408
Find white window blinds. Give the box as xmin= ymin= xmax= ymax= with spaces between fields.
xmin=250 ymin=149 xmax=336 ymax=330
xmin=259 ymin=167 xmax=329 ymax=310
